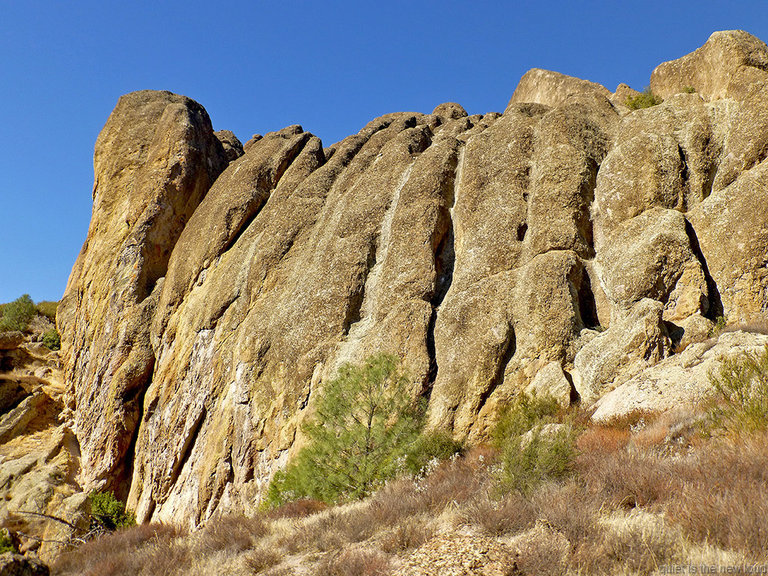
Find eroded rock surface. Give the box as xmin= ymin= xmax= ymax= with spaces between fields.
xmin=51 ymin=30 xmax=768 ymax=525
xmin=57 ymin=90 xmax=228 ymax=495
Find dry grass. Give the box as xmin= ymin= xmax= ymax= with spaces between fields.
xmin=196 ymin=514 xmax=269 ymax=553
xmin=460 ymin=490 xmax=534 ymax=536
xmin=315 ymin=548 xmax=392 ymax=576
xmin=51 ymin=411 xmax=768 ymax=575
xmin=266 ymin=499 xmax=327 ymax=520
xmin=52 ymin=523 xmax=186 ymax=576
xmin=379 ymin=516 xmax=434 ymax=553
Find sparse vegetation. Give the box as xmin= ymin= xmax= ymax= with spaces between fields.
xmin=52 ymin=411 xmax=768 ymax=575
xmin=708 ymin=344 xmax=768 ymax=433
xmin=50 ymin=363 xmax=768 ymax=575
xmin=0 ymin=530 xmax=17 ymax=554
xmin=626 ymin=87 xmax=663 ymax=109
xmin=710 ymin=314 xmax=728 ymax=336
xmin=492 ymin=393 xmax=578 ymax=494
xmin=42 ymin=328 xmax=61 ymax=350
xmin=36 ymin=300 xmax=59 ymax=321
xmin=88 ymin=491 xmax=136 ymax=531
xmin=0 ymin=294 xmax=36 ymax=332
xmin=683 ymin=85 xmax=697 ymax=93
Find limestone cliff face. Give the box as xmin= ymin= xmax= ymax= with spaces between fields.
xmin=56 ymin=31 xmax=768 ymax=526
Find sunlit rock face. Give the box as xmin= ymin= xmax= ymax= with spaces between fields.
xmin=56 ymin=31 xmax=768 ymax=526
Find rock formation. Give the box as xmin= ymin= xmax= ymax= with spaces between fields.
xmin=47 ymin=30 xmax=768 ymax=527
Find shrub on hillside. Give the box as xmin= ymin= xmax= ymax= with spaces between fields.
xmin=708 ymin=344 xmax=768 ymax=433
xmin=0 ymin=529 xmax=16 ymax=554
xmin=626 ymin=87 xmax=662 ymax=110
xmin=403 ymin=430 xmax=464 ymax=476
xmin=35 ymin=300 xmax=58 ymax=321
xmin=42 ymin=328 xmax=61 ymax=350
xmin=493 ymin=393 xmax=578 ymax=494
xmin=88 ymin=491 xmax=136 ymax=531
xmin=0 ymin=294 xmax=36 ymax=332
xmin=266 ymin=354 xmax=423 ymax=506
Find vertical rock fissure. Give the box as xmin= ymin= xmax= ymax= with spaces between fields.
xmin=684 ymin=218 xmax=723 ymax=319
xmin=427 ymin=146 xmax=464 ymax=385
xmin=478 ymin=326 xmax=516 ymax=413
xmin=579 ymin=158 xmax=599 ymax=256
xmin=166 ymin=406 xmax=207 ymax=506
xmin=678 ymin=144 xmax=691 ymax=211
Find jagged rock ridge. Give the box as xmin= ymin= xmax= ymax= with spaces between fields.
xmin=52 ymin=30 xmax=768 ymax=527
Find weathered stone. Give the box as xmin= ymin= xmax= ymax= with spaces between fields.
xmin=612 ymin=83 xmax=640 ymax=109
xmin=214 ymin=129 xmax=244 ymax=162
xmin=432 ymin=102 xmax=468 ymax=120
xmin=0 ymin=553 xmax=48 ymax=576
xmin=592 ymin=331 xmax=768 ymax=421
xmin=651 ymin=30 xmax=768 ymax=101
xmin=0 ymin=333 xmax=23 ymax=351
xmin=56 ymin=90 xmax=228 ymax=495
xmin=526 ymin=362 xmax=572 ymax=407
xmin=688 ymin=156 xmax=768 ymax=322
xmin=597 ymin=208 xmax=705 ymax=313
xmin=508 ymin=68 xmax=612 ymax=109
xmin=393 ymin=531 xmax=516 ymax=576
xmin=572 ymin=299 xmax=671 ymax=403
xmin=44 ymin=31 xmax=768 ymax=531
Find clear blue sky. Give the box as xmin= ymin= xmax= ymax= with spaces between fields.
xmin=1 ymin=1 xmax=767 ymax=303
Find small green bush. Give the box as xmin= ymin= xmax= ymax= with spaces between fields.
xmin=36 ymin=300 xmax=59 ymax=321
xmin=403 ymin=430 xmax=464 ymax=476
xmin=42 ymin=328 xmax=61 ymax=350
xmin=89 ymin=491 xmax=136 ymax=531
xmin=266 ymin=354 xmax=423 ymax=506
xmin=708 ymin=345 xmax=768 ymax=433
xmin=493 ymin=393 xmax=577 ymax=494
xmin=0 ymin=530 xmax=16 ymax=554
xmin=626 ymin=87 xmax=663 ymax=110
xmin=0 ymin=294 xmax=36 ymax=332
xmin=492 ymin=393 xmax=561 ymax=443
xmin=710 ymin=314 xmax=728 ymax=337
xmin=683 ymin=85 xmax=696 ymax=94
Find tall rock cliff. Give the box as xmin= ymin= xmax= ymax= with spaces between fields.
xmin=56 ymin=30 xmax=768 ymax=526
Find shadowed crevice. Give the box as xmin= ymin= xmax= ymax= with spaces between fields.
xmin=684 ymin=217 xmax=722 ymax=320
xmin=477 ymin=326 xmax=516 ymax=414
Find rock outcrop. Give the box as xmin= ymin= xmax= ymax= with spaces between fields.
xmin=50 ymin=30 xmax=768 ymax=526
xmin=56 ymin=91 xmax=228 ymax=495
xmin=0 ymin=336 xmax=84 ymax=563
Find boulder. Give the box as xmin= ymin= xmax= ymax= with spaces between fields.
xmin=0 ymin=333 xmax=23 ymax=351
xmin=592 ymin=331 xmax=768 ymax=421
xmin=572 ymin=299 xmax=671 ymax=404
xmin=651 ymin=30 xmax=768 ymax=101
xmin=508 ymin=68 xmax=612 ymax=109
xmin=214 ymin=129 xmax=244 ymax=162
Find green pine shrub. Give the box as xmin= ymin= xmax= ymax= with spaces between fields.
xmin=0 ymin=530 xmax=16 ymax=554
xmin=0 ymin=294 xmax=36 ymax=332
xmin=403 ymin=430 xmax=464 ymax=476
xmin=266 ymin=354 xmax=428 ymax=506
xmin=89 ymin=491 xmax=136 ymax=531
xmin=626 ymin=87 xmax=663 ymax=110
